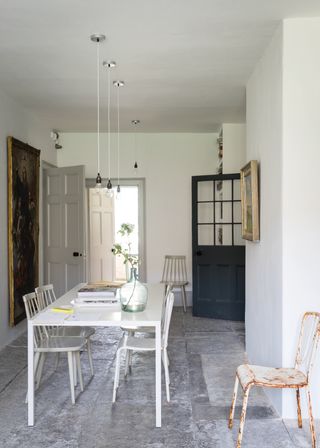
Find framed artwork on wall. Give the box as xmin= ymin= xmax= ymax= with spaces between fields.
xmin=7 ymin=137 xmax=40 ymax=326
xmin=240 ymin=160 xmax=260 ymax=242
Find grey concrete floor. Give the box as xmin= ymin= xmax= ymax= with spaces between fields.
xmin=0 ymin=308 xmax=317 ymax=447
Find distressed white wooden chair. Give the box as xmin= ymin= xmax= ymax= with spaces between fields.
xmin=112 ymin=291 xmax=175 ymax=403
xmin=23 ymin=292 xmax=87 ymax=404
xmin=35 ymin=284 xmax=95 ymax=376
xmin=228 ymin=311 xmax=320 ymax=448
xmin=161 ymin=255 xmax=188 ymax=312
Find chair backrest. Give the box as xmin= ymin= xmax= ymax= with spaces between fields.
xmin=294 ymin=312 xmax=320 ymax=378
xmin=161 ymin=291 xmax=175 ymax=349
xmin=23 ymin=292 xmax=48 ymax=347
xmin=35 ymin=284 xmax=56 ymax=309
xmin=161 ymin=255 xmax=187 ymax=284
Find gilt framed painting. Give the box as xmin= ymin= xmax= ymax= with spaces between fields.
xmin=7 ymin=137 xmax=40 ymax=326
xmin=240 ymin=160 xmax=260 ymax=242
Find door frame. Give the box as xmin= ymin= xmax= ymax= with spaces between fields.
xmin=85 ymin=178 xmax=146 ymax=282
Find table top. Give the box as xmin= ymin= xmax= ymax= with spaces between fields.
xmin=31 ymin=283 xmax=163 ymax=327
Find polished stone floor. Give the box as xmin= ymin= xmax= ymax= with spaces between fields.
xmin=0 ymin=308 xmax=317 ymax=447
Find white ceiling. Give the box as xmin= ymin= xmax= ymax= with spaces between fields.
xmin=0 ymin=0 xmax=319 ymax=132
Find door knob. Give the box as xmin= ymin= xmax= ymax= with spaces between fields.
xmin=73 ymin=252 xmax=82 ymax=257
xmin=196 ymin=250 xmax=202 ymax=256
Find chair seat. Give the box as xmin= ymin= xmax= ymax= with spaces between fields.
xmin=237 ymin=364 xmax=308 ymax=391
xmin=36 ymin=336 xmax=86 ymax=353
xmin=119 ymin=335 xmax=156 ymax=351
xmin=161 ymin=280 xmax=188 ymax=287
xmin=54 ymin=326 xmax=95 ymax=338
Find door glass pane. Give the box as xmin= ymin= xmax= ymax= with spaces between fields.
xmin=234 ymin=224 xmax=245 ymax=246
xmin=216 ymin=180 xmax=232 ymax=201
xmin=215 ymin=202 xmax=232 ymax=223
xmin=215 ymin=224 xmax=232 ymax=245
xmin=234 ymin=180 xmax=241 ymax=201
xmin=198 ymin=181 xmax=213 ymax=202
xmin=233 ymin=202 xmax=242 ymax=223
xmin=198 ymin=225 xmax=214 ymax=245
xmin=198 ymin=203 xmax=213 ymax=223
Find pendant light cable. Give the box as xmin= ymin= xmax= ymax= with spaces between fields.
xmin=97 ymin=41 xmax=100 ymax=176
xmin=107 ymin=65 xmax=111 ymax=181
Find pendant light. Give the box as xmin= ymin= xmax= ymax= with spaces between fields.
xmin=132 ymin=119 xmax=140 ymax=173
xmin=113 ymin=80 xmax=125 ymax=195
xmin=103 ymin=60 xmax=116 ymax=197
xmin=90 ymin=34 xmax=106 ymax=189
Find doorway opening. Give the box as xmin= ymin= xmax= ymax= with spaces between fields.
xmin=86 ymin=178 xmax=146 ymax=283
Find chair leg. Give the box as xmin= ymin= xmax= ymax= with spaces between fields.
xmin=113 ymin=349 xmax=121 ymax=403
xmin=54 ymin=353 xmax=60 ymax=371
xmin=86 ymin=338 xmax=94 ymax=377
xmin=162 ymin=349 xmax=170 ymax=402
xmin=73 ymin=353 xmax=78 ymax=387
xmin=229 ymin=376 xmax=239 ymax=429
xmin=36 ymin=353 xmax=46 ymax=390
xmin=305 ymin=385 xmax=316 ymax=448
xmin=236 ymin=386 xmax=251 ymax=448
xmin=181 ymin=286 xmax=187 ymax=312
xmin=25 ymin=352 xmax=41 ymax=403
xmin=124 ymin=349 xmax=131 ymax=377
xmin=67 ymin=352 xmax=76 ymax=405
xmin=296 ymin=388 xmax=303 ymax=428
xmin=76 ymin=352 xmax=84 ymax=392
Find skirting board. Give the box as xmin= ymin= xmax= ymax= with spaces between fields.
xmin=172 ymin=289 xmax=192 ymax=307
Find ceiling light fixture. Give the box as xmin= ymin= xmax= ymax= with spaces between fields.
xmin=113 ymin=80 xmax=125 ymax=196
xmin=90 ymin=33 xmax=106 ymax=189
xmin=132 ymin=119 xmax=140 ymax=172
xmin=103 ymin=60 xmax=116 ymax=197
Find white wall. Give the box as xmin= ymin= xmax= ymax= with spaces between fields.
xmin=222 ymin=123 xmax=246 ymax=174
xmin=58 ymin=132 xmax=218 ymax=304
xmin=246 ymin=17 xmax=320 ymax=418
xmin=281 ymin=18 xmax=320 ymax=418
xmin=0 ymin=88 xmax=56 ymax=349
xmin=246 ymin=26 xmax=284 ymax=413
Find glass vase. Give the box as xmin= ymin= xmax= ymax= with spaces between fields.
xmin=120 ymin=267 xmax=148 ymax=312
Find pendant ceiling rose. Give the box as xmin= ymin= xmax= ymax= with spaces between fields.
xmin=90 ymin=34 xmax=106 ymax=43
xmin=103 ymin=60 xmax=117 ymax=68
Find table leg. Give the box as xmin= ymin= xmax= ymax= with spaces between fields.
xmin=155 ymin=322 xmax=162 ymax=427
xmin=27 ymin=321 xmax=34 ymax=426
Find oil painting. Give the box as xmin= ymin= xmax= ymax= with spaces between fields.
xmin=7 ymin=137 xmax=40 ymax=326
xmin=240 ymin=160 xmax=259 ymax=241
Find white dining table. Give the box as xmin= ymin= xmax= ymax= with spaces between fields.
xmin=27 ymin=282 xmax=163 ymax=427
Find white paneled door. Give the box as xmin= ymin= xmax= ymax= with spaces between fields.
xmin=43 ymin=166 xmax=85 ymax=298
xmin=88 ymin=188 xmax=115 ymax=282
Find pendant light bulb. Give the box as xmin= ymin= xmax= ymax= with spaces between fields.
xmin=113 ymin=80 xmax=125 ymax=198
xmin=91 ymin=34 xmax=106 ymax=192
xmin=132 ymin=119 xmax=140 ymax=174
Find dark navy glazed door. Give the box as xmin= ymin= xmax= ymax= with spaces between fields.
xmin=192 ymin=174 xmax=245 ymax=321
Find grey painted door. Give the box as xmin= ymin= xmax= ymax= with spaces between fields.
xmin=43 ymin=165 xmax=85 ymax=298
xmin=192 ymin=174 xmax=245 ymax=321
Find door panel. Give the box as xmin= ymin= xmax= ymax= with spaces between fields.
xmin=192 ymin=174 xmax=245 ymax=321
xmin=44 ymin=165 xmax=85 ymax=298
xmin=88 ymin=189 xmax=115 ymax=282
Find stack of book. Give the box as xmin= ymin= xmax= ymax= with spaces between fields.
xmin=74 ymin=281 xmax=124 ymax=307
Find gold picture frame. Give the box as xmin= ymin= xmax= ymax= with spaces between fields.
xmin=240 ymin=160 xmax=260 ymax=241
xmin=8 ymin=137 xmax=40 ymax=326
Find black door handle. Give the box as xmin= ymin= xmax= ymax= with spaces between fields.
xmin=196 ymin=250 xmax=202 ymax=256
xmin=73 ymin=252 xmax=82 ymax=257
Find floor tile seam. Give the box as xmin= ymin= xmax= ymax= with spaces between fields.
xmin=0 ymin=362 xmax=28 ymax=395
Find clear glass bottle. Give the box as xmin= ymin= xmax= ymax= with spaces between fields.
xmin=120 ymin=267 xmax=148 ymax=312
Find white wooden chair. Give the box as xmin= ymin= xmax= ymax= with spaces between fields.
xmin=35 ymin=284 xmax=95 ymax=376
xmin=229 ymin=312 xmax=320 ymax=448
xmin=23 ymin=292 xmax=87 ymax=404
xmin=161 ymin=255 xmax=188 ymax=312
xmin=112 ymin=291 xmax=175 ymax=403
